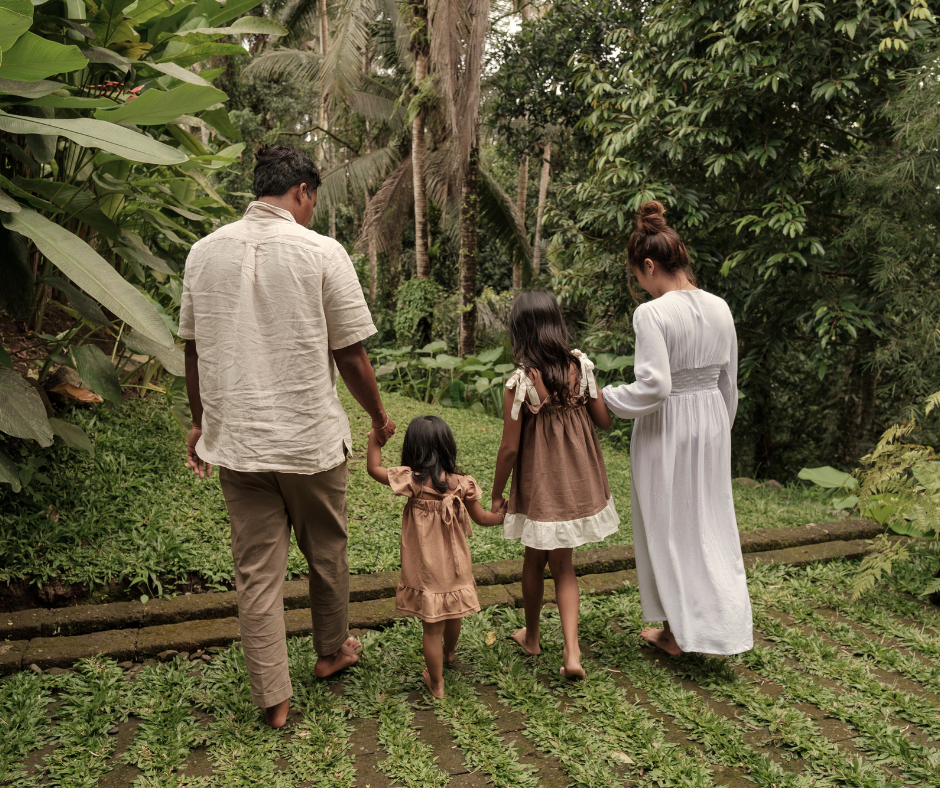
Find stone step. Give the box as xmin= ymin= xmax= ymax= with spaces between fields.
xmin=0 ymin=533 xmax=890 ymax=674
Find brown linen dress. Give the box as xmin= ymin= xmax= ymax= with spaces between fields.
xmin=503 ymin=351 xmax=620 ymax=550
xmin=387 ymin=467 xmax=482 ymax=622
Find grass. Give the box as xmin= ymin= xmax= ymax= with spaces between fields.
xmin=2 ymin=551 xmax=939 ymax=786
xmin=0 ymin=386 xmax=828 ymax=599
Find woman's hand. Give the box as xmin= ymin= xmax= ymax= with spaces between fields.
xmin=491 ymin=495 xmax=508 ymax=515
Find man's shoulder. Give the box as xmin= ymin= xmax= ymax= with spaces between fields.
xmin=279 ymin=225 xmax=346 ymax=258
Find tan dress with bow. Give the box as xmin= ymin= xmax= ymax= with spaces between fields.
xmin=387 ymin=467 xmax=482 ymax=622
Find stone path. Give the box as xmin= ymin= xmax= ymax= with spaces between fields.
xmin=3 ymin=526 xmax=939 ymax=788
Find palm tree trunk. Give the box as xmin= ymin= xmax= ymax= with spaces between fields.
xmin=513 ymin=154 xmax=529 ymax=289
xmin=532 ymin=141 xmax=551 ymax=277
xmin=458 ymin=144 xmax=479 ymax=357
xmin=413 ymin=50 xmax=430 ymax=279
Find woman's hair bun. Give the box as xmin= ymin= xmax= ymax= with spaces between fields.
xmin=636 ymin=200 xmax=668 ymax=234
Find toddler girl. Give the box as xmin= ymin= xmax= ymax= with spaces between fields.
xmin=492 ymin=290 xmax=619 ymax=679
xmin=368 ymin=416 xmax=505 ymax=697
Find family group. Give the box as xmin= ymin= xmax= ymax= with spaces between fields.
xmin=180 ymin=145 xmax=752 ymax=728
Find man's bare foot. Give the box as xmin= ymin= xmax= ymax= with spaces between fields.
xmin=444 ymin=649 xmax=457 ymax=664
xmin=511 ymin=627 xmax=541 ymax=655
xmin=422 ymin=667 xmax=445 ymax=698
xmin=263 ymin=698 xmax=289 ymax=728
xmin=314 ymin=637 xmax=362 ymax=679
xmin=640 ymin=626 xmax=683 ymax=656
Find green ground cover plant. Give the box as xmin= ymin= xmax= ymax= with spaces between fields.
xmin=2 ymin=553 xmax=938 ymax=786
xmin=0 ymin=387 xmax=827 ymax=600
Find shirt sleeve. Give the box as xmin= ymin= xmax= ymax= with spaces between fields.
xmin=387 ymin=466 xmax=416 ymax=497
xmin=460 ymin=475 xmax=483 ymax=502
xmin=717 ymin=321 xmax=738 ymax=427
xmin=177 ymin=249 xmax=196 ymax=341
xmin=322 ymin=243 xmax=377 ymax=350
xmin=602 ymin=304 xmax=671 ymax=419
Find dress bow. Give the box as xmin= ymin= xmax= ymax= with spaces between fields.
xmin=572 ymin=349 xmax=597 ymax=399
xmin=441 ymin=493 xmax=472 ymax=576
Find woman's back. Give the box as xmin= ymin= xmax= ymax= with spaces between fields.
xmin=638 ymin=289 xmax=734 ymax=372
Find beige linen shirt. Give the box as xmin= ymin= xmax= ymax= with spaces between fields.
xmin=178 ymin=201 xmax=376 ymax=474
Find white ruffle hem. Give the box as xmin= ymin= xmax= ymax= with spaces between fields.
xmin=503 ymin=497 xmax=620 ymax=550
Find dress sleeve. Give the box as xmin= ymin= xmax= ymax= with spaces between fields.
xmin=460 ymin=475 xmax=483 ymax=502
xmin=386 ymin=466 xmax=416 ymax=497
xmin=602 ymin=305 xmax=671 ymax=419
xmin=717 ymin=321 xmax=738 ymax=427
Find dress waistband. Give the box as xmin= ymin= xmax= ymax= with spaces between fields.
xmin=670 ymin=365 xmax=721 ymax=395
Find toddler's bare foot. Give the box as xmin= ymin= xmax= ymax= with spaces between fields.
xmin=511 ymin=627 xmax=541 ymax=655
xmin=314 ymin=637 xmax=362 ymax=678
xmin=444 ymin=649 xmax=457 ymax=664
xmin=640 ymin=626 xmax=682 ymax=656
xmin=422 ymin=667 xmax=445 ymax=698
xmin=263 ymin=698 xmax=289 ymax=728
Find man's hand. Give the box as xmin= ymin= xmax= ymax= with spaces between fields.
xmin=371 ymin=415 xmax=396 ymax=447
xmin=186 ymin=426 xmax=212 ymax=478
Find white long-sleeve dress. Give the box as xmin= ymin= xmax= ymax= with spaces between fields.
xmin=603 ymin=290 xmax=753 ymax=655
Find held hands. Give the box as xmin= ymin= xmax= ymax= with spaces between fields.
xmin=371 ymin=413 xmax=396 ymax=447
xmin=186 ymin=426 xmax=212 ymax=479
xmin=491 ymin=496 xmax=508 ymax=520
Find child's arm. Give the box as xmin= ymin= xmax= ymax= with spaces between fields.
xmin=466 ymin=498 xmax=506 ymax=527
xmin=366 ymin=429 xmax=390 ymax=485
xmin=491 ymin=386 xmax=522 ymax=511
xmin=587 ymin=375 xmax=613 ymax=431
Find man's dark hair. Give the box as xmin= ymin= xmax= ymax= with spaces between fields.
xmin=253 ymin=145 xmax=322 ymax=198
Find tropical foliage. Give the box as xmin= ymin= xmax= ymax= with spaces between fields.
xmin=0 ymin=0 xmax=281 ymax=491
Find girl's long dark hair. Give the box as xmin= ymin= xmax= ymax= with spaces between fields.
xmin=401 ymin=416 xmax=463 ymax=493
xmin=509 ymin=290 xmax=580 ymax=409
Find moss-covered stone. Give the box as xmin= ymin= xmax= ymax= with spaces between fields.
xmin=740 ymin=525 xmax=829 ymax=553
xmin=1 ymin=608 xmax=51 ymax=640
xmin=137 ymin=617 xmax=240 ymax=657
xmin=477 ymin=584 xmax=514 ymax=609
xmin=142 ymin=592 xmax=238 ymax=626
xmin=24 ymin=629 xmax=137 ymax=669
xmin=41 ymin=600 xmax=143 ymax=637
xmin=0 ymin=639 xmax=27 ymax=674
xmin=348 ymin=597 xmax=398 ymax=629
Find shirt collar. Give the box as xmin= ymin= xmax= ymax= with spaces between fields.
xmin=244 ymin=201 xmax=297 ymax=224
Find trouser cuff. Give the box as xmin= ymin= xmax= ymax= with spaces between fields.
xmin=250 ymin=681 xmax=293 ymax=710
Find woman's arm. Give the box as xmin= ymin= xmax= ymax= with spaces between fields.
xmin=491 ymin=386 xmax=522 ymax=510
xmin=466 ymin=498 xmax=506 ymax=527
xmin=366 ymin=429 xmax=390 ymax=485
xmin=717 ymin=324 xmax=738 ymax=427
xmin=587 ymin=374 xmax=613 ymax=430
xmin=603 ymin=306 xmax=671 ymax=419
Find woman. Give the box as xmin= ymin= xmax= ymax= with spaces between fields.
xmin=604 ymin=200 xmax=752 ymax=656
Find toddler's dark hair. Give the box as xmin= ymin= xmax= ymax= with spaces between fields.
xmin=509 ymin=289 xmax=580 ymax=409
xmin=401 ymin=416 xmax=463 ymax=493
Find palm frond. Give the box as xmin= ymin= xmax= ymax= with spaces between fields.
xmin=243 ymin=49 xmax=323 ymax=84
xmin=350 ymin=79 xmax=406 ymax=129
xmin=320 ymin=0 xmax=384 ymax=101
xmin=316 ymin=144 xmax=402 ymax=215
xmin=383 ymin=0 xmax=414 ymax=74
xmin=478 ymin=162 xmax=532 ymax=269
xmin=357 ymin=155 xmax=413 ymax=255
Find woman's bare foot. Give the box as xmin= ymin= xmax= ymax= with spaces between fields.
xmin=422 ymin=667 xmax=445 ymax=698
xmin=511 ymin=627 xmax=541 ymax=655
xmin=640 ymin=626 xmax=682 ymax=656
xmin=263 ymin=698 xmax=289 ymax=728
xmin=444 ymin=649 xmax=457 ymax=664
xmin=314 ymin=637 xmax=362 ymax=678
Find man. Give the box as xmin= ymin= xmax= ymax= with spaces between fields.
xmin=179 ymin=145 xmax=395 ymax=728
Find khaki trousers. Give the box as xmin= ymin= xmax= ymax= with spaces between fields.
xmin=219 ymin=461 xmax=349 ymax=709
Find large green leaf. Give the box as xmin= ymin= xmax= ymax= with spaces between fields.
xmin=122 ymin=329 xmax=185 ymax=376
xmin=158 ymin=43 xmax=248 ymax=68
xmin=797 ymin=465 xmax=859 ymax=490
xmin=21 ymin=94 xmax=117 ymax=109
xmin=0 ymin=447 xmax=21 ymax=492
xmin=0 ymin=186 xmax=20 ymax=212
xmin=1 ymin=208 xmax=174 ymax=347
xmin=0 ymin=0 xmax=32 ymax=52
xmin=41 ymin=276 xmax=109 ymax=325
xmin=48 ymin=417 xmax=95 ymax=457
xmin=0 ymin=367 xmax=53 ymax=445
xmin=138 ymin=61 xmax=213 ymax=86
xmin=199 ymin=105 xmax=240 ymax=140
xmin=0 ymin=77 xmax=62 ymax=98
xmin=72 ymin=344 xmax=122 ymax=406
xmin=202 ymin=0 xmax=265 ymax=27
xmin=0 ymin=109 xmax=187 ymax=165
xmin=0 ymin=32 xmax=87 ymax=82
xmin=94 ymin=83 xmax=227 ymax=126
xmin=122 ymin=0 xmax=173 ymax=24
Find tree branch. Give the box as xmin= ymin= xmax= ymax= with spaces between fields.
xmin=272 ymin=125 xmax=360 ymax=156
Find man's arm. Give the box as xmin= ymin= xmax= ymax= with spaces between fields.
xmin=184 ymin=339 xmax=211 ymax=478
xmin=332 ymin=341 xmax=396 ymax=445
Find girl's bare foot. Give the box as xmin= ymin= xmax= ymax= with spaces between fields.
xmin=444 ymin=649 xmax=457 ymax=664
xmin=422 ymin=667 xmax=445 ymax=698
xmin=314 ymin=637 xmax=362 ymax=678
xmin=511 ymin=627 xmax=541 ymax=655
xmin=263 ymin=698 xmax=290 ymax=728
xmin=640 ymin=626 xmax=682 ymax=656
xmin=559 ymin=664 xmax=586 ymax=680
